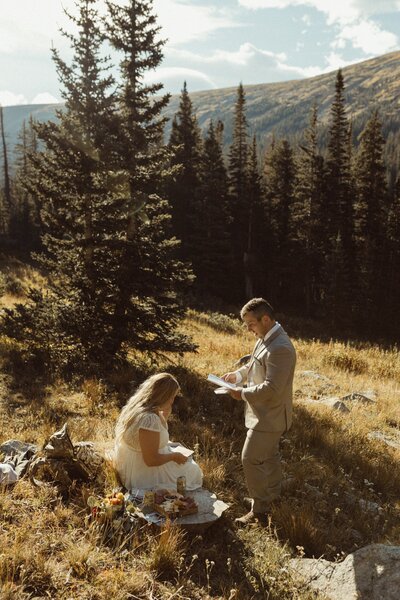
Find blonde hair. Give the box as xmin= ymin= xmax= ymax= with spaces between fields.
xmin=115 ymin=373 xmax=180 ymax=443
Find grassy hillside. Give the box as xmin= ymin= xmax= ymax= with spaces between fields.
xmin=0 ymin=258 xmax=399 ymax=599
xmin=4 ymin=50 xmax=400 ymax=164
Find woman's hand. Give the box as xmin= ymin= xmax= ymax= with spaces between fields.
xmin=171 ymin=452 xmax=188 ymax=465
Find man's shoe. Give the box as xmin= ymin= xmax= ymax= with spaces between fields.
xmin=234 ymin=510 xmax=267 ymax=526
xmin=243 ymin=497 xmax=252 ymax=509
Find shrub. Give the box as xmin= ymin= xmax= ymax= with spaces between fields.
xmin=188 ymin=310 xmax=240 ymax=335
xmin=323 ymin=347 xmax=368 ymax=374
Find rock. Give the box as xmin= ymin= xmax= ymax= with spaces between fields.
xmin=290 ymin=544 xmax=400 ymax=600
xmin=368 ymin=431 xmax=400 ymax=450
xmin=304 ymin=482 xmax=324 ymax=498
xmin=299 ymin=370 xmax=333 ymax=383
xmin=358 ymin=498 xmax=382 ymax=514
xmin=341 ymin=392 xmax=376 ymax=404
xmin=300 ymin=397 xmax=350 ymax=413
xmin=319 ymin=397 xmax=351 ymax=413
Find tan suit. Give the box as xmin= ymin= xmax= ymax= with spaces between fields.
xmin=236 ymin=325 xmax=296 ymax=512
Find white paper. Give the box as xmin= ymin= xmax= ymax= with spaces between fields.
xmin=214 ymin=387 xmax=230 ymax=395
xmin=207 ymin=374 xmax=238 ymax=390
xmin=168 ymin=442 xmax=194 ymax=457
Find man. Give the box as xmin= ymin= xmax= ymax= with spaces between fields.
xmin=222 ymin=297 xmax=296 ymax=525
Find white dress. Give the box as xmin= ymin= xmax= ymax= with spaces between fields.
xmin=114 ymin=412 xmax=203 ymax=491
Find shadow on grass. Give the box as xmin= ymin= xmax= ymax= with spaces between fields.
xmin=269 ymin=404 xmax=400 ymax=559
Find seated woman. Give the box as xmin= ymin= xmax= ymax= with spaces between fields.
xmin=114 ymin=372 xmax=202 ymax=491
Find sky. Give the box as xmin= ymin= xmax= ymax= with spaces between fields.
xmin=1 ymin=0 xmax=400 ymax=106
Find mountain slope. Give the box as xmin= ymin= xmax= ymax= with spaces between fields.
xmin=3 ymin=50 xmax=400 ymax=159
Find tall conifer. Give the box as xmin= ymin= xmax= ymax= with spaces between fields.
xmin=167 ymin=81 xmax=202 ymax=261
xmin=2 ymin=0 xmax=194 ymax=375
xmin=190 ymin=120 xmax=232 ymax=301
xmin=245 ymin=135 xmax=264 ymax=298
xmin=325 ymin=69 xmax=355 ymax=325
xmin=104 ymin=0 xmax=194 ymax=354
xmin=292 ymin=105 xmax=327 ymax=315
xmin=228 ymin=83 xmax=249 ymax=299
xmin=264 ymin=138 xmax=296 ymax=306
xmin=354 ymin=110 xmax=388 ymax=328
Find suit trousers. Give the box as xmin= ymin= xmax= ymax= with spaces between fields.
xmin=241 ymin=428 xmax=283 ymax=513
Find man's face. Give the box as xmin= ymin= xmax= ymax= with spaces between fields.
xmin=242 ymin=311 xmax=272 ymax=339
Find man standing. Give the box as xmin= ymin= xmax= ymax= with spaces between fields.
xmin=222 ymin=297 xmax=296 ymax=525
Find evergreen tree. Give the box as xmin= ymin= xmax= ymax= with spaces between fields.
xmin=383 ymin=177 xmax=400 ymax=336
xmin=104 ymin=0 xmax=194 ymax=354
xmin=2 ymin=0 xmax=194 ymax=376
xmin=245 ymin=135 xmax=264 ymax=298
xmin=291 ymin=105 xmax=327 ymax=315
xmin=325 ymin=69 xmax=355 ymax=326
xmin=190 ymin=120 xmax=232 ymax=301
xmin=353 ymin=110 xmax=388 ymax=328
xmin=264 ymin=138 xmax=296 ymax=306
xmin=10 ymin=118 xmax=41 ymax=250
xmin=166 ymin=81 xmax=202 ymax=262
xmin=0 ymin=105 xmax=11 ymax=234
xmin=228 ymin=83 xmax=249 ymax=299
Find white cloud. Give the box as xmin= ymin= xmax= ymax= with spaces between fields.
xmin=335 ymin=19 xmax=398 ymax=54
xmin=31 ymin=92 xmax=60 ymax=104
xmin=323 ymin=51 xmax=354 ymax=70
xmin=238 ymin=0 xmax=400 ymax=25
xmin=169 ymin=43 xmax=287 ymax=66
xmin=144 ymin=67 xmax=217 ymax=93
xmin=238 ymin=0 xmax=400 ymax=57
xmin=0 ymin=90 xmax=60 ymax=107
xmin=154 ymin=0 xmax=237 ymax=45
xmin=0 ymin=91 xmax=28 ymax=106
xmin=168 ymin=42 xmax=323 ymax=83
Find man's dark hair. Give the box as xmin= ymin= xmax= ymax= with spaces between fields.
xmin=240 ymin=298 xmax=275 ymax=320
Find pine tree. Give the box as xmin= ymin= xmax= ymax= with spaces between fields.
xmin=263 ymin=138 xmax=296 ymax=306
xmin=291 ymin=105 xmax=327 ymax=315
xmin=383 ymin=177 xmax=400 ymax=336
xmin=10 ymin=118 xmax=41 ymax=250
xmin=104 ymin=0 xmax=194 ymax=354
xmin=0 ymin=105 xmax=12 ymax=234
xmin=228 ymin=83 xmax=249 ymax=299
xmin=244 ymin=135 xmax=264 ymax=298
xmin=325 ymin=69 xmax=355 ymax=326
xmin=353 ymin=110 xmax=388 ymax=328
xmin=166 ymin=81 xmax=202 ymax=262
xmin=190 ymin=120 xmax=232 ymax=301
xmin=2 ymin=0 xmax=194 ymax=376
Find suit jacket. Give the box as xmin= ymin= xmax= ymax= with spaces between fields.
xmin=237 ymin=326 xmax=296 ymax=432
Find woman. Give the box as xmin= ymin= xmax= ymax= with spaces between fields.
xmin=114 ymin=373 xmax=203 ymax=491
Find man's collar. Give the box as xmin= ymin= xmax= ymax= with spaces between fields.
xmin=263 ymin=321 xmax=281 ymax=342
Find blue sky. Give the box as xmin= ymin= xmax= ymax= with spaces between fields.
xmin=1 ymin=0 xmax=400 ymax=105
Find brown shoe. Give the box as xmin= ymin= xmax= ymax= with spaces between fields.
xmin=234 ymin=511 xmax=267 ymax=526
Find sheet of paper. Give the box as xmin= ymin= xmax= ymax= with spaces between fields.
xmin=207 ymin=373 xmax=237 ymax=390
xmin=214 ymin=387 xmax=231 ymax=395
xmin=168 ymin=443 xmax=194 ymax=457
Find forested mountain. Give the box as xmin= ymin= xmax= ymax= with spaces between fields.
xmin=3 ymin=50 xmax=400 ymax=173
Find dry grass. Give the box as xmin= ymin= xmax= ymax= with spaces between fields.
xmin=0 ymin=259 xmax=399 ymax=598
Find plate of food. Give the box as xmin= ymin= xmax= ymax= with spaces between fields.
xmin=152 ymin=489 xmax=198 ymax=518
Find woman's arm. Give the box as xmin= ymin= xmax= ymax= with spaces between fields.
xmin=139 ymin=429 xmax=187 ymax=466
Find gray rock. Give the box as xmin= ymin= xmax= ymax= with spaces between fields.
xmin=319 ymin=397 xmax=351 ymax=413
xmin=299 ymin=370 xmax=333 ymax=383
xmin=290 ymin=544 xmax=400 ymax=600
xmin=341 ymin=392 xmax=376 ymax=404
xmin=299 ymin=397 xmax=350 ymax=413
xmin=368 ymin=431 xmax=400 ymax=450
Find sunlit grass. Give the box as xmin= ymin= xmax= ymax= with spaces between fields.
xmin=0 ymin=259 xmax=399 ymax=598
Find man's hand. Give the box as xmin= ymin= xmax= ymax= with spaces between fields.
xmin=229 ymin=388 xmax=243 ymax=401
xmin=222 ymin=372 xmax=237 ymax=384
